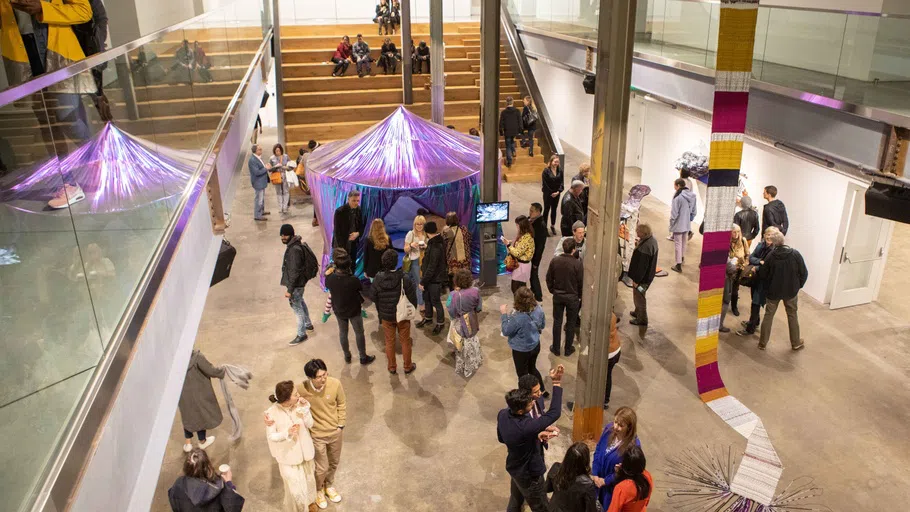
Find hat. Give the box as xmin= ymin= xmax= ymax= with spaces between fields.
xmin=571 ymin=180 xmax=586 ymax=189
xmin=572 ymin=221 xmax=585 ymax=231
xmin=739 ymin=195 xmax=753 ymax=209
xmin=280 ymin=224 xmax=295 ymax=237
xmin=425 ymin=221 xmax=438 ymax=234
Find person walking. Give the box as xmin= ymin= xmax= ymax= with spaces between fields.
xmin=627 ymin=224 xmax=658 ymax=326
xmin=370 ymin=249 xmax=419 ymax=374
xmin=555 ymin=221 xmax=587 ymax=261
xmin=351 ymin=34 xmax=373 ymax=77
xmin=404 ymin=215 xmax=428 ymax=316
xmin=605 ymin=445 xmax=653 ymax=512
xmin=332 ymin=191 xmax=363 ymax=268
xmin=281 ymin=224 xmax=316 ymax=346
xmin=592 ymin=407 xmax=641 ymax=510
xmin=331 ymin=36 xmax=353 ymax=76
xmin=497 ymin=364 xmax=565 ymax=512
xmin=264 ymin=381 xmax=318 ymax=512
xmin=541 ymin=155 xmax=564 ymax=236
xmin=178 ymin=350 xmax=225 ymax=453
xmin=168 ymin=448 xmax=245 ymax=511
xmin=499 ymin=96 xmax=524 ymax=167
xmin=529 ymin=203 xmax=548 ymax=301
xmin=545 ymin=442 xmax=600 ymax=512
xmin=417 ymin=221 xmax=448 ymax=335
xmin=546 ymin=238 xmax=583 ymax=357
xmin=446 ymin=269 xmax=484 ymax=378
xmin=669 ymin=178 xmax=696 ymax=273
xmin=501 ymin=287 xmax=548 ymax=398
xmin=503 ymin=215 xmax=535 ymax=294
xmin=443 ymin=212 xmax=471 ymax=285
xmin=560 ymin=181 xmax=586 ymax=237
xmin=757 ymin=231 xmax=807 ymax=351
xmin=522 ymin=96 xmax=539 ymax=156
xmin=736 ymin=227 xmax=779 ymax=337
xmin=733 ymin=195 xmax=759 ymax=248
xmin=761 ymin=185 xmax=789 ymax=235
xmin=269 ymin=143 xmax=292 ymax=214
xmin=249 ymin=144 xmax=269 ymax=221
xmin=363 ymin=219 xmax=390 ymax=280
xmin=324 ymin=248 xmax=376 ymax=365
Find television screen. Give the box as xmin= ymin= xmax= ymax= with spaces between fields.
xmin=475 ymin=201 xmax=510 ymax=223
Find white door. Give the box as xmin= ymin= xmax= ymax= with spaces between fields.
xmin=624 ymin=97 xmax=644 ymax=168
xmin=830 ymin=184 xmax=891 ymax=309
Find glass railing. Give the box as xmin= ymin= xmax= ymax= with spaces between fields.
xmin=278 ymin=0 xmax=479 ymax=25
xmin=0 ymin=1 xmax=269 ymax=510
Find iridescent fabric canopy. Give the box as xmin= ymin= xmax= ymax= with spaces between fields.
xmin=307 ymin=106 xmax=494 ymax=276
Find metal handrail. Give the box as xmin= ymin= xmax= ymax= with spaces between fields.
xmin=500 ymin=5 xmax=564 ymax=170
xmin=651 ymin=0 xmax=910 ymax=18
xmin=25 ymin=24 xmax=274 ymax=512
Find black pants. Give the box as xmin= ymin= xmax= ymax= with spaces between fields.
xmin=529 ymin=262 xmax=543 ymax=301
xmin=415 ymin=56 xmax=430 ymax=73
xmin=332 ymin=57 xmax=350 ymax=75
xmin=507 ymin=474 xmax=548 ymax=512
xmin=423 ymin=283 xmax=445 ymax=325
xmin=542 ymin=193 xmax=559 ymax=227
xmin=604 ymin=351 xmax=620 ymax=406
xmin=184 ymin=429 xmax=206 ymax=441
xmin=511 ymin=280 xmax=526 ymax=294
xmin=512 ymin=345 xmax=545 ymax=394
xmin=552 ymin=295 xmax=580 ymax=352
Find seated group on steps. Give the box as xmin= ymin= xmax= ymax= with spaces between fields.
xmin=330 ymin=35 xmax=429 ymax=77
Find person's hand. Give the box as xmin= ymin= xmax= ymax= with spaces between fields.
xmin=297 ymin=397 xmax=310 ymax=409
xmin=592 ymin=476 xmax=606 ymax=488
xmin=289 ymin=424 xmax=300 ymax=437
xmin=538 ymin=431 xmax=556 ymax=443
xmin=10 ymin=0 xmax=42 ymax=16
xmin=499 ymin=304 xmax=509 ymax=314
xmin=263 ymin=413 xmax=275 ymax=427
xmin=545 ymin=425 xmax=560 ymax=434
xmin=285 ymin=291 xmax=291 ymax=298
xmin=549 ymin=364 xmax=565 ymax=385
xmin=614 ymin=463 xmax=621 ymax=474
xmin=349 ymin=232 xmax=359 ymax=241
xmin=419 ymin=284 xmax=424 ymax=291
xmin=551 ymin=192 xmax=559 ymax=197
xmin=759 ymin=260 xmax=764 ymax=265
xmin=221 ymin=469 xmax=233 ymax=482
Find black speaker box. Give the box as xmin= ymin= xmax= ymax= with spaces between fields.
xmin=582 ymin=74 xmax=596 ymax=95
xmin=211 ymin=239 xmax=237 ymax=286
xmin=865 ymin=182 xmax=910 ymax=224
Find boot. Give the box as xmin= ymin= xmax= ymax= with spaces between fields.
xmin=731 ymin=296 xmax=740 ymax=316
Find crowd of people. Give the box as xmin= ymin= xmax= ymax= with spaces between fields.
xmin=329 ymin=33 xmax=430 ymax=77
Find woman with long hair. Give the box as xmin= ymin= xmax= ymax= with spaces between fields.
xmin=443 ymin=211 xmax=471 ymax=283
xmin=545 ymin=442 xmax=600 ymax=511
xmin=364 ymin=218 xmax=391 ymax=279
xmin=522 ymin=95 xmax=538 ymax=156
xmin=168 ymin=448 xmax=245 ymax=511
xmin=264 ymin=381 xmax=318 ymax=512
xmin=592 ymin=406 xmax=641 ymax=509
xmin=728 ymin=223 xmax=749 ymax=316
xmin=446 ymin=269 xmax=484 ymax=378
xmin=404 ymin=215 xmax=428 ymax=314
xmin=502 ymin=215 xmax=535 ymax=293
xmin=541 ymin=154 xmax=564 ymax=235
xmin=375 ymin=0 xmax=391 ymax=35
xmin=606 ymin=445 xmax=652 ymax=512
xmin=500 ymin=287 xmax=547 ymax=397
xmin=269 ymin=143 xmax=292 ymax=214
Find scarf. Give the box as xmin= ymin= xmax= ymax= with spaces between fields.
xmin=219 ymin=364 xmax=253 ymax=442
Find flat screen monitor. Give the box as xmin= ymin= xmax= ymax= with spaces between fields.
xmin=475 ymin=201 xmax=510 ymax=224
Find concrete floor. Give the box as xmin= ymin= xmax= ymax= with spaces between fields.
xmin=150 ymin=142 xmax=910 ymax=511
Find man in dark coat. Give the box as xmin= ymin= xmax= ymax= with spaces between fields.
xmin=734 ymin=195 xmax=760 ymax=247
xmin=757 ymin=231 xmax=807 ymax=351
xmin=529 ymin=203 xmax=548 ymax=302
xmin=546 ymin=238 xmax=584 ymax=357
xmin=168 ymin=465 xmax=245 ymax=512
xmin=325 ymin=248 xmax=376 ymax=365
xmin=370 ymin=249 xmax=419 ymax=374
xmin=559 ymin=181 xmax=586 ymax=237
xmin=499 ymin=96 xmax=524 ymax=167
xmin=333 ymin=190 xmax=364 ymax=269
xmin=417 ymin=222 xmax=448 ymax=334
xmin=627 ymin=223 xmax=658 ymax=326
xmin=281 ymin=224 xmax=315 ymax=346
xmin=178 ymin=350 xmax=225 ymax=452
xmin=761 ymin=185 xmax=789 ymax=235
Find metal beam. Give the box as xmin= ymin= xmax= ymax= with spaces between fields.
xmin=573 ymin=0 xmax=637 ymax=442
xmin=401 ymin=0 xmax=414 ymax=105
xmin=271 ymin=0 xmax=286 ymax=145
xmin=430 ymin=0 xmax=445 ymax=124
xmin=479 ymin=0 xmax=501 ymax=287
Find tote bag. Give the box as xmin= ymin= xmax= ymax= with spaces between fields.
xmin=395 ymin=279 xmax=420 ymax=322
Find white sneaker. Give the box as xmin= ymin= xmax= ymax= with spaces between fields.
xmin=325 ymin=487 xmax=342 ymax=503
xmin=315 ymin=491 xmax=328 ymax=509
xmin=198 ymin=436 xmax=215 ymax=450
xmin=47 ymin=184 xmax=86 ymax=209
xmin=183 ymin=442 xmax=192 ymax=453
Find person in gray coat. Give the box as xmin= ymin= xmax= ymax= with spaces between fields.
xmin=179 ymin=350 xmax=226 ymax=453
xmin=248 ymin=144 xmax=270 ymax=221
xmin=669 ymin=178 xmax=696 ymax=273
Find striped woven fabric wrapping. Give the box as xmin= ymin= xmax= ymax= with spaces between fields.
xmin=696 ymin=0 xmax=784 ymax=506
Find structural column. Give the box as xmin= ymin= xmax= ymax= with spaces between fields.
xmin=573 ymin=0 xmax=637 ymax=442
xmin=479 ymin=0 xmax=501 ymax=287
xmin=430 ymin=0 xmax=445 ymax=124
xmin=401 ymin=0 xmax=414 ymax=105
xmin=271 ymin=0 xmax=286 ymax=145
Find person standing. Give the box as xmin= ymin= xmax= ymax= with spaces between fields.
xmin=404 ymin=215 xmax=428 ymax=315
xmin=627 ymin=224 xmax=658 ymax=327
xmin=324 ymin=248 xmax=376 ymax=365
xmin=168 ymin=448 xmax=245 ymax=512
xmin=264 ymin=381 xmax=318 ymax=512
xmin=503 ymin=215 xmax=535 ymax=294
xmin=736 ymin=227 xmax=779 ymax=337
xmin=727 ymin=223 xmax=749 ymax=318
xmin=178 ymin=350 xmax=225 ymax=453
xmin=572 ymin=163 xmax=591 ymax=216
xmin=605 ymin=446 xmax=652 ymax=512
xmin=522 ymin=96 xmax=538 ymax=156
xmin=545 ymin=442 xmax=600 ymax=512
xmin=669 ymin=178 xmax=696 ymax=273
xmin=249 ymin=144 xmax=269 ymax=221
xmin=269 ymin=146 xmax=292 ymax=215
xmin=351 ymin=34 xmax=373 ymax=77
xmin=603 ymin=313 xmax=620 ymax=410
xmin=592 ymin=407 xmax=641 ymax=510
xmin=733 ymin=195 xmax=759 ymax=248
xmin=331 ymin=36 xmax=353 ymax=76
xmin=541 ymin=155 xmax=564 ymax=236
xmin=363 ymin=219 xmax=390 ymax=280
xmin=446 ymin=269 xmax=484 ymax=378
xmin=529 ymin=203 xmax=548 ymax=301
xmin=546 ymin=238 xmax=583 ymax=357
xmin=332 ymin=190 xmax=363 ymax=269
xmin=370 ymin=249 xmax=419 ymax=374
xmin=417 ymin=221 xmax=448 ymax=335
xmin=501 ymin=287 xmax=548 ymax=398
xmin=761 ymin=185 xmax=789 ymax=235
xmin=560 ymin=181 xmax=586 ymax=237
xmin=443 ymin=212 xmax=471 ymax=285
xmin=757 ymin=231 xmax=807 ymax=351
xmin=281 ymin=224 xmax=316 ymax=346
xmin=497 ymin=364 xmax=565 ymax=512
xmin=554 ymin=221 xmax=587 ymax=261
xmin=499 ymin=96 xmax=524 ymax=168
xmin=301 ymin=360 xmax=346 ymax=508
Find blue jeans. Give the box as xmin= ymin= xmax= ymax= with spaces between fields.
xmin=523 ymin=129 xmax=536 ymax=154
xmin=290 ymin=287 xmax=312 ymax=336
xmin=254 ymin=187 xmax=266 ymax=219
xmin=407 ymin=259 xmax=423 ymax=307
xmin=504 ymin=136 xmax=516 ymax=165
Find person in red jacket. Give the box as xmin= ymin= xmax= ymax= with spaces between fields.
xmin=331 ymin=36 xmax=353 ymax=76
xmin=606 ymin=445 xmax=652 ymax=512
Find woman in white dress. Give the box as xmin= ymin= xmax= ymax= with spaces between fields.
xmin=265 ymin=380 xmax=318 ymax=512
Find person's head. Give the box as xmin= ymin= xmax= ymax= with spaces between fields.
xmin=369 ymin=218 xmax=389 ymax=248
xmin=763 ymin=185 xmax=778 ymax=201
xmin=561 ymin=237 xmax=577 ymax=255
xmin=571 ymin=180 xmax=585 ymax=196
xmin=269 ymin=380 xmax=297 ymax=407
xmin=636 ymin=222 xmax=652 ymax=240
xmin=763 ymin=226 xmax=780 ymax=244
xmin=554 ymin=442 xmax=592 ymax=492
xmin=515 ymin=215 xmax=532 ymax=238
xmin=513 ymin=286 xmax=537 ymax=313
xmin=608 ymin=406 xmax=638 ymax=454
xmin=280 ymin=223 xmax=295 ymax=244
xmin=453 ymin=268 xmax=473 ymax=290
xmin=425 ymin=221 xmax=439 ymax=236
xmin=518 ymin=374 xmax=542 ymax=400
xmin=548 ymin=154 xmax=560 ymax=170
xmin=342 ymin=35 xmax=350 ymax=44
xmin=615 ymin=445 xmax=651 ymax=501
xmin=298 ymin=147 xmax=306 ymax=157
xmin=347 ymin=190 xmax=361 ymax=208
xmin=674 ymin=178 xmax=687 ymax=190
xmin=419 ymin=40 xmax=426 ymax=47
xmin=273 ymin=143 xmax=284 ymax=156
xmin=572 ymin=221 xmax=585 ymax=243
xmin=252 ymin=143 xmax=262 ymax=156
xmin=739 ymin=194 xmax=752 ymax=210
xmin=445 ymin=211 xmax=459 ymax=228
xmin=529 ymin=202 xmax=542 ymax=218
xmin=380 ymin=248 xmax=398 ymax=271
xmin=356 ymin=33 xmax=363 ymax=43
xmin=679 ymin=168 xmax=691 ymax=180
xmin=523 ymin=95 xmax=532 ymax=107
xmin=183 ymin=448 xmax=217 ymax=483
xmin=769 ymin=231 xmax=785 ymax=247
xmin=469 ymin=128 xmax=480 ymax=136
xmin=505 ymin=388 xmax=533 ymax=415
xmin=413 ymin=215 xmax=426 ymax=233
xmin=506 ymin=96 xmax=514 ymax=107
xmin=333 ymin=248 xmax=352 ymax=272
xmin=308 ymin=140 xmax=319 ymax=151
xmin=304 ymin=359 xmax=328 ymax=387
xmin=578 ymin=162 xmax=591 ymax=177
xmin=384 ymin=37 xmax=391 ymax=45
xmin=85 ymin=243 xmax=102 ymax=262
xmin=731 ymin=223 xmax=742 ymax=241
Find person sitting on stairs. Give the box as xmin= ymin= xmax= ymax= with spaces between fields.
xmin=415 ymin=40 xmax=430 ymax=74
xmin=331 ymin=36 xmax=353 ymax=77
xmin=379 ymin=37 xmax=399 ymax=74
xmin=352 ymin=34 xmax=373 ymax=77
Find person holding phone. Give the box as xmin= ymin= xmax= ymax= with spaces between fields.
xmin=404 ymin=215 xmax=428 ymax=314
xmin=265 ymin=381 xmax=318 ymax=512
xmin=626 ymin=223 xmax=658 ymax=327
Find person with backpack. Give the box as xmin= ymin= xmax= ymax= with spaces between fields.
xmin=281 ymin=224 xmax=318 ymax=346
xmin=521 ymin=96 xmax=539 ymax=157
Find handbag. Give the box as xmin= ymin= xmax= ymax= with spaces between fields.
xmin=285 ymin=170 xmax=300 ymax=187
xmin=739 ymin=264 xmax=758 ymax=287
xmin=269 ymin=170 xmax=283 ymax=185
xmin=448 ymin=323 xmax=464 ymax=351
xmin=505 ymin=254 xmax=518 ymax=272
xmin=403 ymin=258 xmax=412 ymax=273
xmin=453 ymin=291 xmax=479 ymax=338
xmin=395 ymin=277 xmax=420 ymax=323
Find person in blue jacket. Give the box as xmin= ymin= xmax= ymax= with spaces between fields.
xmin=592 ymin=406 xmax=641 ymax=509
xmin=501 ymin=286 xmax=548 ymax=398
xmin=248 ymin=144 xmax=270 ymax=221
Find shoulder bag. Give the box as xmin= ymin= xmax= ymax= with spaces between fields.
xmin=396 ymin=277 xmax=420 ymax=323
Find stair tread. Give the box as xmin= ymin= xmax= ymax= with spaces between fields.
xmin=287 ymin=114 xmax=477 ymax=131
xmin=285 ymin=99 xmax=479 ymax=113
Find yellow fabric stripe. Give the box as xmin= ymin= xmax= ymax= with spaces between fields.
xmin=695 ymin=347 xmax=719 ymax=367
xmin=709 ymin=140 xmax=744 ymax=170
xmin=715 ymin=8 xmax=759 ymax=72
xmin=696 ymin=334 xmax=719 ymax=354
xmin=698 ymin=292 xmax=724 ymax=318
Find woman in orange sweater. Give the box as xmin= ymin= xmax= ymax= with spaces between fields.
xmin=607 ymin=445 xmax=652 ymax=512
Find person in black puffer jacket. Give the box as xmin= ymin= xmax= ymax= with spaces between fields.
xmin=169 ymin=448 xmax=245 ymax=512
xmin=545 ymin=442 xmax=600 ymax=512
xmin=417 ymin=221 xmax=448 ymax=334
xmin=370 ymin=249 xmax=418 ymax=374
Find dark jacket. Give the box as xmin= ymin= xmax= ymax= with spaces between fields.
xmin=627 ymin=235 xmax=658 ymax=285
xmin=420 ymin=235 xmax=448 ymax=285
xmin=497 ymin=386 xmax=563 ymax=480
xmin=762 ymin=199 xmax=789 ymax=235
xmin=363 ymin=240 xmax=388 ymax=279
xmin=734 ymin=208 xmax=760 ymax=241
xmin=531 ymin=215 xmax=548 ymax=266
xmin=560 ymin=193 xmax=585 ymax=236
xmin=541 ymin=166 xmax=564 ymax=196
xmin=178 ymin=351 xmax=224 ymax=433
xmin=369 ymin=269 xmax=418 ymax=322
xmin=332 ymin=203 xmax=363 ymax=249
xmin=381 ymin=42 xmax=398 ymax=55
xmin=168 ymin=476 xmax=244 ymax=512
xmin=758 ymin=246 xmax=807 ymax=301
xmin=499 ymin=105 xmax=523 ymax=137
xmin=325 ymin=270 xmax=364 ymax=318
xmin=546 ymin=254 xmax=583 ymax=301
xmin=545 ymin=463 xmax=601 ymax=512
xmin=416 ymin=42 xmax=430 ymax=58
xmin=522 ymin=105 xmax=538 ymax=130
xmin=281 ymin=236 xmax=308 ymax=293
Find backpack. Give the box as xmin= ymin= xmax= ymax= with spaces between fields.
xmin=302 ymin=242 xmax=319 ymax=281
xmin=523 ymin=109 xmax=539 ymax=126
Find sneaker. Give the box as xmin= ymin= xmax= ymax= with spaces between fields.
xmin=432 ymin=324 xmax=444 ymax=335
xmin=289 ymin=334 xmax=308 ymax=346
xmin=183 ymin=442 xmax=193 ymax=453
xmin=254 ymin=217 xmax=268 ymax=221
xmin=666 ymin=234 xmax=674 ymax=241
xmin=315 ymin=491 xmax=328 ymax=509
xmin=306 ymin=325 xmax=315 ymax=332
xmin=792 ymin=340 xmax=805 ymax=351
xmin=48 ymin=184 xmax=86 ymax=209
xmin=360 ymin=355 xmax=376 ymax=365
xmin=404 ymin=363 xmax=417 ymax=375
xmin=549 ymin=226 xmax=557 ymax=236
xmin=719 ymin=326 xmax=731 ymax=333
xmin=325 ymin=487 xmax=342 ymax=503
xmin=549 ymin=345 xmax=560 ymax=356
xmin=389 ymin=369 xmax=397 ymax=375
xmin=630 ymin=311 xmax=637 ymax=318
xmin=735 ymin=329 xmax=754 ymax=337
xmin=757 ymin=343 xmax=767 ymax=351
xmin=731 ymin=306 xmax=740 ymax=316
xmin=198 ymin=436 xmax=215 ymax=450
xmin=344 ymin=353 xmax=352 ymax=364
xmin=671 ymin=264 xmax=682 ymax=273
xmin=603 ymin=403 xmax=610 ymax=410
xmin=564 ymin=346 xmax=576 ymax=357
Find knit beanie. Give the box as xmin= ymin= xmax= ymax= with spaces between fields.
xmin=280 ymin=224 xmax=295 ymax=237
xmin=572 ymin=221 xmax=585 ymax=231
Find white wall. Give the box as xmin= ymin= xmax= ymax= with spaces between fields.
xmin=526 ymin=59 xmax=594 ymax=155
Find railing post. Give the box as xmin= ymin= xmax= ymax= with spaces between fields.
xmin=430 ymin=0 xmax=445 ymax=124
xmin=401 ymin=0 xmax=414 ymax=105
xmin=479 ymin=0 xmax=501 ymax=287
xmin=271 ymin=0 xmax=286 ymax=146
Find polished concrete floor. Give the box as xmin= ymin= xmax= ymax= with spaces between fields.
xmin=150 ymin=142 xmax=910 ymax=511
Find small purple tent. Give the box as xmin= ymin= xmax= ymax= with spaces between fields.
xmin=307 ymin=106 xmax=493 ymax=276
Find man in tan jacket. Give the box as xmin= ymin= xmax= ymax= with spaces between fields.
xmin=300 ymin=359 xmax=346 ymax=509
